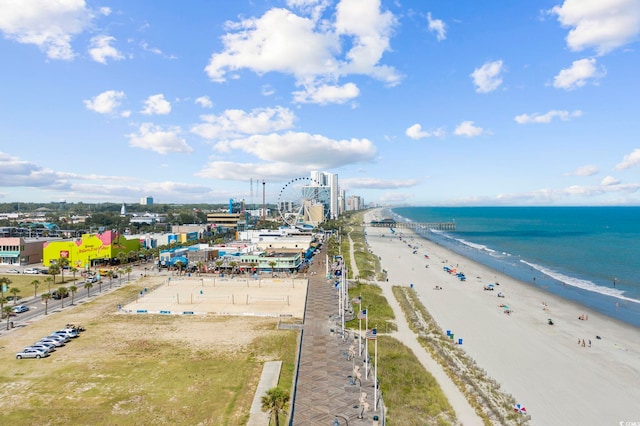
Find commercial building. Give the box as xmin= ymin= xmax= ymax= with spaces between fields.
xmin=0 ymin=236 xmax=50 ymax=265
xmin=42 ymin=230 xmax=139 ymax=268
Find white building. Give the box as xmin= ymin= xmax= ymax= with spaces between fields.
xmin=310 ymin=171 xmax=340 ymax=219
xmin=140 ymin=196 xmax=154 ymax=206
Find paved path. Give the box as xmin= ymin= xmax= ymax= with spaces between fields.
xmin=290 ymin=247 xmax=381 ymax=425
xmin=247 ymin=361 xmax=283 ymax=425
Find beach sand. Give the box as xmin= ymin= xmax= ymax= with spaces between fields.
xmin=364 ymin=210 xmax=640 ymax=425
xmin=120 ymin=275 xmax=308 ymax=318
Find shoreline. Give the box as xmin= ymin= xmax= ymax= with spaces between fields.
xmin=385 ymin=207 xmax=640 ymax=328
xmin=363 ymin=209 xmax=640 ymax=425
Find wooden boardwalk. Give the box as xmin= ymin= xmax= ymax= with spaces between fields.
xmin=289 ymin=246 xmax=381 ymax=425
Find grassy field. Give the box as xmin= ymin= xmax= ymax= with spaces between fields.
xmin=0 ymin=278 xmax=298 ymax=425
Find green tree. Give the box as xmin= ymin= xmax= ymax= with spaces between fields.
xmin=69 ymin=285 xmax=78 ymax=305
xmin=48 ymin=264 xmax=60 ymax=285
xmin=0 ymin=276 xmax=10 ymax=297
xmin=57 ymin=287 xmax=69 ymax=308
xmin=9 ymin=287 xmax=20 ymax=305
xmin=84 ymin=281 xmax=93 ymax=297
xmin=44 ymin=276 xmax=53 ymax=293
xmin=106 ymin=270 xmax=114 ymax=289
xmin=3 ymin=305 xmax=13 ymax=329
xmin=70 ymin=266 xmax=79 ymax=283
xmin=174 ymin=260 xmax=184 ymax=275
xmin=0 ymin=296 xmax=7 ymax=316
xmin=41 ymin=293 xmax=51 ymax=315
xmin=268 ymin=261 xmax=277 ymax=278
xmin=260 ymin=387 xmax=290 ymax=426
xmin=58 ymin=257 xmax=69 ymax=282
xmin=31 ymin=279 xmax=40 ymax=298
xmin=125 ymin=266 xmax=132 ymax=281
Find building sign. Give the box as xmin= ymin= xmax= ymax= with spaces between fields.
xmin=59 ymin=250 xmax=69 ymax=258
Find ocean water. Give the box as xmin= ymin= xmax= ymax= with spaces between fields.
xmin=389 ymin=206 xmax=640 ymax=328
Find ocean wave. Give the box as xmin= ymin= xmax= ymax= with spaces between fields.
xmin=430 ymin=229 xmax=501 ymax=256
xmin=520 ymin=260 xmax=640 ymax=305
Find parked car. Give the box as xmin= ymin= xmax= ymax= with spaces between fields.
xmin=13 ymin=305 xmax=29 ymax=314
xmin=39 ymin=337 xmax=65 ymax=347
xmin=52 ymin=329 xmax=79 ymax=339
xmin=48 ymin=333 xmax=70 ymax=343
xmin=16 ymin=348 xmax=49 ymax=359
xmin=5 ymin=269 xmax=21 ymax=274
xmin=26 ymin=344 xmax=54 ymax=354
xmin=23 ymin=268 xmax=39 ymax=274
xmin=33 ymin=341 xmax=58 ymax=352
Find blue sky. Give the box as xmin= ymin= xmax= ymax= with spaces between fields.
xmin=0 ymin=0 xmax=639 ymax=207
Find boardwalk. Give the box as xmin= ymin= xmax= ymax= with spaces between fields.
xmin=290 ymin=245 xmax=381 ymax=425
xmin=369 ymin=221 xmax=456 ymax=231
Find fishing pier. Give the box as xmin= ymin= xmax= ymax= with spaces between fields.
xmin=369 ymin=219 xmax=456 ymax=231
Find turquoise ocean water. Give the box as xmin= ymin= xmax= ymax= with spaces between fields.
xmin=390 ymin=206 xmax=640 ymax=328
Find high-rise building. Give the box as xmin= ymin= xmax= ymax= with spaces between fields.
xmin=309 ymin=171 xmax=340 ymax=219
xmin=140 ymin=196 xmax=154 ymax=206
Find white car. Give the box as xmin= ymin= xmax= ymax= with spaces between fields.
xmin=16 ymin=348 xmax=49 ymax=359
xmin=13 ymin=305 xmax=29 ymax=313
xmin=23 ymin=268 xmax=39 ymax=274
xmin=26 ymin=344 xmax=54 ymax=354
xmin=39 ymin=337 xmax=65 ymax=347
xmin=47 ymin=334 xmax=70 ymax=343
xmin=52 ymin=329 xmax=79 ymax=339
xmin=5 ymin=269 xmax=20 ymax=274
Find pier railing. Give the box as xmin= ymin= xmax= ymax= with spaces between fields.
xmin=369 ymin=221 xmax=456 ymax=231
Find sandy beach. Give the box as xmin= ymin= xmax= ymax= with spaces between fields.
xmin=364 ymin=209 xmax=640 ymax=425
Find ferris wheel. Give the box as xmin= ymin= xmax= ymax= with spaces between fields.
xmin=277 ymin=177 xmax=329 ymax=227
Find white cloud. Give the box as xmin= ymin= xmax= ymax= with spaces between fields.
xmin=550 ymin=0 xmax=640 ymax=55
xmin=470 ymin=60 xmax=504 ymax=93
xmin=99 ymin=7 xmax=112 ymax=16
xmin=615 ymin=148 xmax=640 ymax=170
xmin=191 ymin=106 xmax=296 ymax=140
xmin=553 ymin=58 xmax=604 ymax=90
xmin=195 ymin=161 xmax=312 ymax=180
xmin=454 ymin=121 xmax=484 ymax=137
xmin=89 ymin=35 xmax=124 ymax=64
xmin=427 ymin=12 xmax=446 ymax=41
xmin=126 ymin=123 xmax=192 ymax=154
xmin=566 ymin=165 xmax=599 ymax=177
xmin=292 ymin=82 xmax=360 ymax=104
xmin=0 ymin=0 xmax=93 ymax=60
xmin=204 ymin=1 xmax=400 ymax=104
xmin=141 ymin=94 xmax=172 ymax=115
xmin=215 ymin=132 xmax=376 ymax=168
xmin=379 ymin=191 xmax=414 ymax=203
xmin=405 ymin=123 xmax=445 ymax=139
xmin=514 ymin=109 xmax=583 ymax=124
xmin=195 ymin=96 xmax=213 ymax=108
xmin=340 ymin=177 xmax=419 ymax=189
xmin=601 ymin=176 xmax=620 ymax=186
xmin=83 ymin=90 xmax=125 ymax=114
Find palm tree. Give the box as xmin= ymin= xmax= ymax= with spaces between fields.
xmin=125 ymin=266 xmax=132 ymax=281
xmin=0 ymin=296 xmax=7 ymax=316
xmin=215 ymin=260 xmax=223 ymax=273
xmin=229 ymin=261 xmax=238 ymax=275
xmin=69 ymin=285 xmax=78 ymax=305
xmin=268 ymin=261 xmax=277 ymax=278
xmin=57 ymin=287 xmax=69 ymax=308
xmin=31 ymin=279 xmax=40 ymax=298
xmin=9 ymin=287 xmax=20 ymax=305
xmin=106 ymin=271 xmax=114 ymax=289
xmin=48 ymin=264 xmax=60 ymax=285
xmin=3 ymin=306 xmax=13 ymax=329
xmin=174 ymin=261 xmax=184 ymax=275
xmin=117 ymin=269 xmax=123 ymax=286
xmin=260 ymin=387 xmax=290 ymax=426
xmin=70 ymin=266 xmax=79 ymax=283
xmin=0 ymin=276 xmax=10 ymax=297
xmin=41 ymin=293 xmax=51 ymax=315
xmin=117 ymin=251 xmax=128 ymax=266
xmin=44 ymin=276 xmax=53 ymax=293
xmin=58 ymin=257 xmax=69 ymax=282
xmin=84 ymin=281 xmax=93 ymax=297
